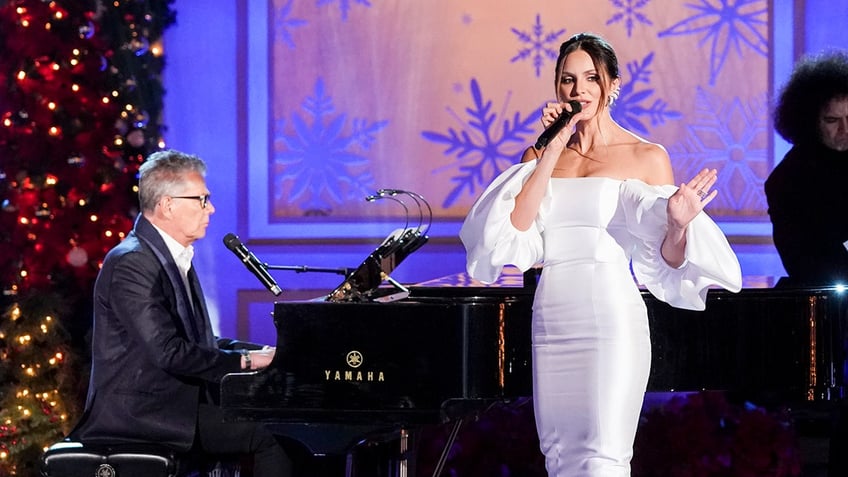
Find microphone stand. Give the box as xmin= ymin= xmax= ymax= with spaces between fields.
xmin=268 ymin=188 xmax=431 ymax=303
xmin=263 ymin=264 xmax=355 ymax=277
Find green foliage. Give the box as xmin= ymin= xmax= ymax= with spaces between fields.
xmin=0 ymin=294 xmax=77 ymax=475
xmin=0 ymin=0 xmax=174 ymax=473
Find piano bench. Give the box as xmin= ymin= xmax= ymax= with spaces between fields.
xmin=40 ymin=440 xmax=181 ymax=477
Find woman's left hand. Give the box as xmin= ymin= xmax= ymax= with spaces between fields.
xmin=667 ymin=168 xmax=718 ymax=229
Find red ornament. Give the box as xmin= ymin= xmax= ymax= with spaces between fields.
xmin=126 ymin=129 xmax=145 ymax=148
xmin=66 ymin=246 xmax=88 ymax=268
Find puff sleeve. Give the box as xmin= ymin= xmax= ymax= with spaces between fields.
xmin=620 ymin=179 xmax=742 ymax=310
xmin=460 ymin=161 xmax=549 ymax=283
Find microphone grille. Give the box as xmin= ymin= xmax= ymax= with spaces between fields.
xmin=568 ymin=100 xmax=582 ymax=113
xmin=223 ymin=233 xmax=241 ymax=250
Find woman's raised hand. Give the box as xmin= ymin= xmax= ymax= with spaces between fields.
xmin=667 ymin=168 xmax=718 ymax=230
xmin=541 ymin=102 xmax=562 ymax=128
xmin=540 ymin=101 xmax=583 ymax=147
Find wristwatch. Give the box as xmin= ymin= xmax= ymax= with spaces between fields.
xmin=239 ymin=349 xmax=252 ymax=370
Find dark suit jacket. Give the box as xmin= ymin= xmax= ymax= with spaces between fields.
xmin=71 ymin=215 xmax=251 ymax=451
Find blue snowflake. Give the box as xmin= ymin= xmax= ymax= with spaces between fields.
xmin=274 ymin=0 xmax=308 ymax=49
xmin=667 ymin=87 xmax=769 ymax=214
xmin=606 ymin=0 xmax=653 ymax=37
xmin=317 ymin=0 xmax=372 ymax=21
xmin=421 ymin=78 xmax=540 ymax=208
xmin=657 ymin=0 xmax=768 ymax=85
xmin=273 ymin=78 xmax=389 ymax=215
xmin=612 ymin=52 xmax=682 ymax=135
xmin=510 ymin=14 xmax=567 ymax=78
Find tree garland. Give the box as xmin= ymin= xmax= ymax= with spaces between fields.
xmin=0 ymin=1 xmax=174 ymax=473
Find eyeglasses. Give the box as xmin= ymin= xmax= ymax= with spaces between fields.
xmin=171 ymin=194 xmax=211 ymax=209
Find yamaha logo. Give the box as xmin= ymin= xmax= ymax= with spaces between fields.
xmin=95 ymin=463 xmax=116 ymax=477
xmin=346 ymin=350 xmax=363 ymax=368
xmin=324 ymin=350 xmax=386 ymax=382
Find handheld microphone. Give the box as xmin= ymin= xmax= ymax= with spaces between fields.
xmin=534 ymin=100 xmax=582 ymax=150
xmin=223 ymin=233 xmax=282 ymax=296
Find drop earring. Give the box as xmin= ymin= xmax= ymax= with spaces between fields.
xmin=607 ymin=85 xmax=621 ymax=106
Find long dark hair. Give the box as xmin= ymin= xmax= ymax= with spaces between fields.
xmin=774 ymin=50 xmax=848 ymax=146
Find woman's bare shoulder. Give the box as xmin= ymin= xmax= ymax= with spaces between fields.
xmin=520 ymin=146 xmax=540 ymax=163
xmin=633 ymin=140 xmax=669 ymax=160
xmin=628 ymin=139 xmax=672 ymax=184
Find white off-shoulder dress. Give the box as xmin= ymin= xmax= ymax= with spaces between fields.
xmin=460 ymin=161 xmax=742 ymax=477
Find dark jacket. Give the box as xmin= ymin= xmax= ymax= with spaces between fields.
xmin=765 ymin=144 xmax=848 ymax=287
xmin=70 ymin=215 xmax=248 ymax=450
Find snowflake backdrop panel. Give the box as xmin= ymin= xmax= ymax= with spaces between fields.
xmin=269 ymin=0 xmax=768 ymax=221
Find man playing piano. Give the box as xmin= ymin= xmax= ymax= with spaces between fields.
xmin=69 ymin=149 xmax=292 ymax=476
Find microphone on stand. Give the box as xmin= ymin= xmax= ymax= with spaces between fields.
xmin=378 ymin=189 xmax=431 ymax=258
xmin=223 ymin=233 xmax=282 ymax=296
xmin=534 ymin=100 xmax=582 ymax=150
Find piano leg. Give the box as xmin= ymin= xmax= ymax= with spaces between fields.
xmin=350 ymin=420 xmax=465 ymax=477
xmin=429 ymin=420 xmax=463 ymax=477
xmin=346 ymin=427 xmax=418 ymax=477
xmin=398 ymin=428 xmax=410 ymax=477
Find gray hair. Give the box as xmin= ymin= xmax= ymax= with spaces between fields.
xmin=138 ymin=149 xmax=207 ymax=213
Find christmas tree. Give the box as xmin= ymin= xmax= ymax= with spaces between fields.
xmin=0 ymin=0 xmax=174 ymax=473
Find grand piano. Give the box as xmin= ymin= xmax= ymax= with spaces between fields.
xmin=221 ymin=269 xmax=848 ymax=475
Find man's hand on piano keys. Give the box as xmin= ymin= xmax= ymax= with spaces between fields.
xmin=241 ymin=347 xmax=275 ymax=371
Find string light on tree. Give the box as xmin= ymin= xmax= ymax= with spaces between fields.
xmin=0 ymin=0 xmax=175 ymax=473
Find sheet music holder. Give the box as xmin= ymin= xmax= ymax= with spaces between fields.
xmin=326 ymin=189 xmax=431 ymax=303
